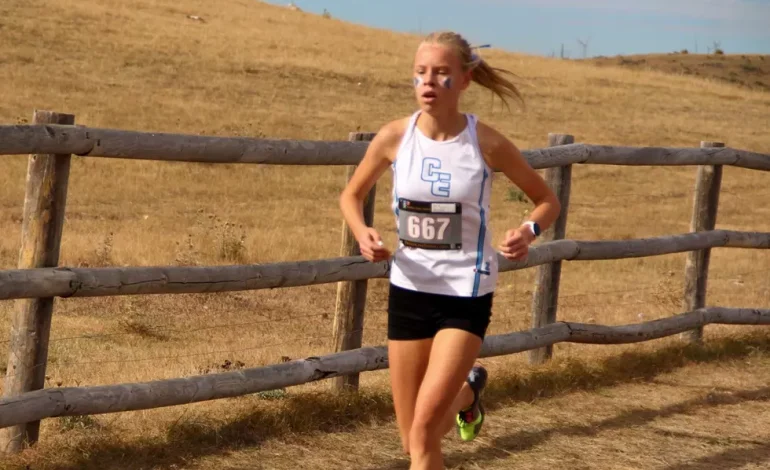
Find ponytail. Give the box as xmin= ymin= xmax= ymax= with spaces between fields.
xmin=422 ymin=31 xmax=525 ymax=111
xmin=470 ymin=57 xmax=525 ymax=111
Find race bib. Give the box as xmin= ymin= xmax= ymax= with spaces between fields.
xmin=397 ymin=198 xmax=462 ymax=250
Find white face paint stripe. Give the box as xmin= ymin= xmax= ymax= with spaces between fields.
xmin=414 ymin=76 xmax=454 ymax=88
xmin=415 ymin=76 xmax=453 ymax=89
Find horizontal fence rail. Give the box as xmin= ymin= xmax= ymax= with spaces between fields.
xmin=0 ymin=125 xmax=370 ymax=165
xmin=0 ymin=229 xmax=767 ymax=301
xmin=0 ymin=307 xmax=768 ymax=429
xmin=1 ymin=124 xmax=769 ymax=170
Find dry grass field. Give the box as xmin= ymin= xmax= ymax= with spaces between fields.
xmin=584 ymin=52 xmax=770 ymax=92
xmin=1 ymin=0 xmax=769 ymax=468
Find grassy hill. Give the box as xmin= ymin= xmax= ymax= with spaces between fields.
xmin=0 ymin=0 xmax=769 ymax=468
xmin=584 ymin=52 xmax=770 ymax=92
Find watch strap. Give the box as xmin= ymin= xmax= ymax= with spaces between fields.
xmin=523 ymin=221 xmax=540 ymax=237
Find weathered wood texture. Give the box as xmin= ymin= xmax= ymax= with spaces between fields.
xmin=1 ymin=124 xmax=769 ymax=170
xmin=1 ymin=307 xmax=768 ymax=430
xmin=332 ymin=132 xmax=377 ymax=391
xmin=1 ymin=111 xmax=74 ymax=454
xmin=0 ymin=256 xmax=391 ymax=300
xmin=0 ymin=230 xmax=767 ymax=301
xmin=0 ymin=124 xmax=370 ymax=165
xmin=682 ymin=142 xmax=724 ymax=344
xmin=527 ymin=144 xmax=770 ymax=171
xmin=530 ymin=134 xmax=573 ymax=365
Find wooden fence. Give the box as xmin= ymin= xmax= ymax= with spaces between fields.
xmin=1 ymin=109 xmax=769 ymax=454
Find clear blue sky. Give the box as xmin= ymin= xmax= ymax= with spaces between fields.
xmin=267 ymin=0 xmax=770 ymax=57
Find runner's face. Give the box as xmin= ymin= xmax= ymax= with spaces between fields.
xmin=413 ymin=43 xmax=469 ymax=111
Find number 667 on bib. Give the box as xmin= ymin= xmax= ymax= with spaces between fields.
xmin=398 ymin=198 xmax=463 ymax=250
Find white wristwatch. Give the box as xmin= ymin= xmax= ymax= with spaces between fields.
xmin=523 ymin=221 xmax=541 ymax=237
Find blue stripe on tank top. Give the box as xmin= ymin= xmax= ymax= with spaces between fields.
xmin=392 ymin=161 xmax=399 ymax=217
xmin=392 ymin=161 xmax=399 ymax=267
xmin=472 ymin=168 xmax=489 ymax=297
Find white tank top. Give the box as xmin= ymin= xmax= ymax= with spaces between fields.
xmin=389 ymin=111 xmax=498 ymax=298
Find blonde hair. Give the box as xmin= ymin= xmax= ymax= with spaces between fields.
xmin=421 ymin=31 xmax=524 ymax=110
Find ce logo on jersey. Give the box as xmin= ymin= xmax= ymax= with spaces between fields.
xmin=420 ymin=158 xmax=452 ymax=197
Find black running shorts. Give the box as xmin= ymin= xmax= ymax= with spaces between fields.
xmin=387 ymin=283 xmax=493 ymax=341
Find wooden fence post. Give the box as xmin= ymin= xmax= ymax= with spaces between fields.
xmin=1 ymin=110 xmax=75 ymax=454
xmin=682 ymin=141 xmax=724 ymax=344
xmin=331 ymin=132 xmax=377 ymax=391
xmin=528 ymin=133 xmax=574 ymax=365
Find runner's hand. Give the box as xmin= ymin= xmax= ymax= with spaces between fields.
xmin=356 ymin=228 xmax=391 ymax=263
xmin=499 ymin=227 xmax=534 ymax=261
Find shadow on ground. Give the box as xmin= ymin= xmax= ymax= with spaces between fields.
xmin=367 ymin=385 xmax=770 ymax=470
xmin=441 ymin=385 xmax=770 ymax=470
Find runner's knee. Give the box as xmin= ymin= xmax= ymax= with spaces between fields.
xmin=409 ymin=409 xmax=443 ymax=451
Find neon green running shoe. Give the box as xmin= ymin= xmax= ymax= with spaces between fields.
xmin=456 ymin=365 xmax=487 ymax=442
